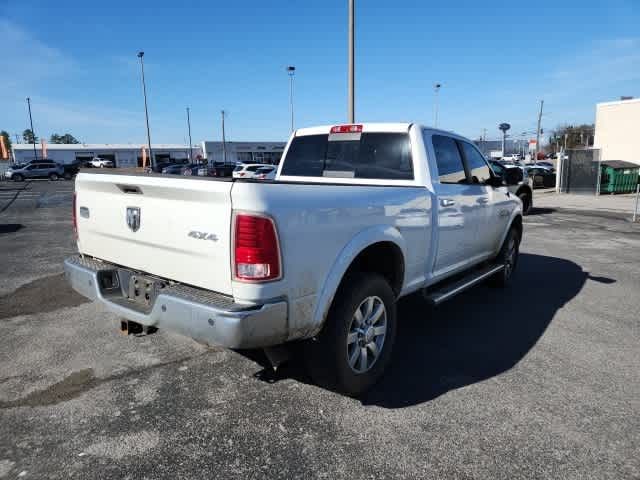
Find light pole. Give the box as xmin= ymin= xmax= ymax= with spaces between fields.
xmin=287 ymin=66 xmax=295 ymax=133
xmin=186 ymin=107 xmax=193 ymax=162
xmin=348 ymin=0 xmax=355 ymax=123
xmin=137 ymin=51 xmax=154 ymax=169
xmin=26 ymin=97 xmax=38 ymax=161
xmin=433 ymin=83 xmax=441 ymax=127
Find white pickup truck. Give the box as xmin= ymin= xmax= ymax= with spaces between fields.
xmin=65 ymin=123 xmax=523 ymax=396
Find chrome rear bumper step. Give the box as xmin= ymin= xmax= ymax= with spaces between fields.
xmin=423 ymin=264 xmax=504 ymax=306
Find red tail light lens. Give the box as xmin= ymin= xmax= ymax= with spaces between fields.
xmin=234 ymin=214 xmax=281 ymax=281
xmin=72 ymin=192 xmax=78 ymax=239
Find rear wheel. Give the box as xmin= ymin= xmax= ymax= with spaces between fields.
xmin=490 ymin=227 xmax=520 ymax=288
xmin=49 ymin=172 xmax=59 ymax=181
xmin=304 ymin=273 xmax=396 ymax=397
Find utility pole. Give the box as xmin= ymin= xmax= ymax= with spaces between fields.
xmin=348 ymin=0 xmax=355 ymax=123
xmin=186 ymin=107 xmax=193 ymax=162
xmin=26 ymin=97 xmax=38 ymax=161
xmin=137 ymin=51 xmax=154 ymax=169
xmin=535 ymin=99 xmax=544 ymax=160
xmin=221 ymin=110 xmax=227 ymax=165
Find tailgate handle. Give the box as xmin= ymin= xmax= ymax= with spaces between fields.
xmin=117 ymin=184 xmax=143 ymax=194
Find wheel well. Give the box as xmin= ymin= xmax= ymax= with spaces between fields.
xmin=511 ymin=215 xmax=523 ymax=240
xmin=342 ymin=242 xmax=404 ymax=297
xmin=515 ymin=185 xmax=532 ymax=198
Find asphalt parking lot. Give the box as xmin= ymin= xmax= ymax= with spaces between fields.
xmin=1 ymin=180 xmax=639 ymax=479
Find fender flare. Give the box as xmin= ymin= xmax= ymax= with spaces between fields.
xmin=309 ymin=225 xmax=407 ymax=336
xmin=496 ymin=210 xmax=523 ymax=249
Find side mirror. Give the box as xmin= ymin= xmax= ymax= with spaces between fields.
xmin=485 ymin=175 xmax=504 ymax=188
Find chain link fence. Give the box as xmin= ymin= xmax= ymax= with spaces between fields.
xmin=559 ymin=149 xmax=601 ymax=195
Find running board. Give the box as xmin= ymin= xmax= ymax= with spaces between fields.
xmin=423 ymin=264 xmax=504 ymax=306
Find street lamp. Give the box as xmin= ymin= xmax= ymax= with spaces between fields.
xmin=348 ymin=0 xmax=355 ymax=123
xmin=433 ymin=83 xmax=442 ymax=127
xmin=186 ymin=107 xmax=193 ymax=162
xmin=287 ymin=66 xmax=295 ymax=133
xmin=137 ymin=51 xmax=153 ymax=169
xmin=26 ymin=97 xmax=38 ymax=161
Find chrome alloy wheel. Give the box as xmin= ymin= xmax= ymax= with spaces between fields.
xmin=346 ymin=296 xmax=387 ymax=374
xmin=504 ymin=236 xmax=517 ymax=278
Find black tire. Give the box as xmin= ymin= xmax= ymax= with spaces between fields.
xmin=49 ymin=172 xmax=59 ymax=181
xmin=489 ymin=227 xmax=521 ymax=288
xmin=304 ymin=272 xmax=397 ymax=397
xmin=13 ymin=174 xmax=24 ymax=182
xmin=518 ymin=192 xmax=531 ymax=215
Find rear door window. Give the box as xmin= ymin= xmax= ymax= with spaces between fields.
xmin=459 ymin=141 xmax=492 ymax=184
xmin=281 ymin=132 xmax=413 ymax=180
xmin=431 ymin=135 xmax=467 ymax=184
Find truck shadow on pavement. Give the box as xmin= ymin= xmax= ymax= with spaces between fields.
xmin=361 ymin=253 xmax=609 ymax=408
xmin=252 ymin=253 xmax=611 ymax=407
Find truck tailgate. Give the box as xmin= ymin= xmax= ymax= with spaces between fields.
xmin=75 ymin=172 xmax=233 ymax=295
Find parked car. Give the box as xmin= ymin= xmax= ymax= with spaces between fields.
xmin=65 ymin=122 xmax=523 ymax=396
xmin=533 ymin=161 xmax=555 ymax=170
xmin=502 ymin=154 xmax=522 ymax=162
xmin=488 ymin=160 xmax=534 ymax=214
xmin=232 ymin=163 xmax=267 ymax=179
xmin=208 ymin=163 xmax=236 ymax=178
xmin=159 ymin=163 xmax=202 ymax=175
xmin=62 ymin=160 xmax=82 ymax=180
xmin=89 ymin=157 xmax=114 ymax=168
xmin=6 ymin=162 xmax=64 ymax=181
xmin=526 ymin=166 xmax=557 ymax=188
xmin=254 ymin=166 xmax=277 ymax=180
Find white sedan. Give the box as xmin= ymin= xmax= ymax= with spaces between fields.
xmin=254 ymin=166 xmax=277 ymax=180
xmin=232 ymin=163 xmax=267 ymax=179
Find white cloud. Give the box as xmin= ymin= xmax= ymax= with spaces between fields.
xmin=0 ymin=19 xmax=75 ymax=89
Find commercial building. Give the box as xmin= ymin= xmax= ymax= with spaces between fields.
xmin=594 ymin=97 xmax=640 ymax=166
xmin=12 ymin=143 xmax=201 ymax=167
xmin=201 ymin=141 xmax=286 ymax=165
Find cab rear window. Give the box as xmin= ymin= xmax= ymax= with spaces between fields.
xmin=281 ymin=133 xmax=413 ymax=180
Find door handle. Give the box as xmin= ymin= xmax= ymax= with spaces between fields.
xmin=440 ymin=199 xmax=455 ymax=207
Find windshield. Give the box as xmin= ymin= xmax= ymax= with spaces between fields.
xmin=281 ymin=132 xmax=413 ymax=180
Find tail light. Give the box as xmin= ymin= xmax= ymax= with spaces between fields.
xmin=234 ymin=213 xmax=281 ymax=282
xmin=72 ymin=192 xmax=78 ymax=239
xmin=330 ymin=124 xmax=363 ymax=134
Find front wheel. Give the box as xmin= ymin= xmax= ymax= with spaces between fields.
xmin=490 ymin=227 xmax=520 ymax=288
xmin=518 ymin=192 xmax=531 ymax=215
xmin=12 ymin=174 xmax=24 ymax=182
xmin=304 ymin=273 xmax=397 ymax=397
xmin=49 ymin=173 xmax=59 ymax=181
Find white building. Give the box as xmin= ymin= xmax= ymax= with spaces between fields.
xmin=201 ymin=141 xmax=286 ymax=165
xmin=594 ymin=97 xmax=640 ymax=165
xmin=12 ymin=143 xmax=201 ymax=167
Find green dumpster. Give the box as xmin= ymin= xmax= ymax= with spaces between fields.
xmin=600 ymin=161 xmax=640 ymax=194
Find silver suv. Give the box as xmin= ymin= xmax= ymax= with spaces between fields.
xmin=6 ymin=161 xmax=64 ymax=182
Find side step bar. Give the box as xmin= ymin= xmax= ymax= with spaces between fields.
xmin=423 ymin=264 xmax=504 ymax=306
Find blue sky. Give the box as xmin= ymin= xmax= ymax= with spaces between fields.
xmin=1 ymin=0 xmax=639 ymax=145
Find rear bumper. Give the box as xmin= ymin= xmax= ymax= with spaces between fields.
xmin=64 ymin=255 xmax=288 ymax=349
